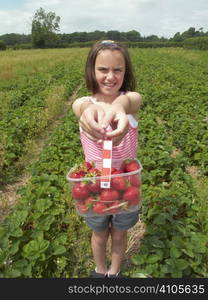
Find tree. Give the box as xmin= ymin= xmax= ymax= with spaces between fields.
xmin=106 ymin=30 xmax=122 ymax=41
xmin=126 ymin=30 xmax=142 ymax=42
xmin=0 ymin=40 xmax=6 ymax=50
xmin=31 ymin=7 xmax=60 ymax=48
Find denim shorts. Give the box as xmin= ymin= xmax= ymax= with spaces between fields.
xmin=84 ymin=210 xmax=140 ymax=232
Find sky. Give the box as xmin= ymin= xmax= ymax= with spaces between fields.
xmin=0 ymin=0 xmax=208 ymax=38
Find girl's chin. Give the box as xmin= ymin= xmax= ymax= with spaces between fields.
xmin=100 ymin=86 xmax=119 ymax=94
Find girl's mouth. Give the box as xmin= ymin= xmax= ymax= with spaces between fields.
xmin=103 ymin=83 xmax=116 ymax=87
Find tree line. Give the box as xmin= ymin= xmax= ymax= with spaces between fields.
xmin=0 ymin=7 xmax=208 ymax=49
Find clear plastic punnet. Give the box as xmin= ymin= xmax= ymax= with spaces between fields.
xmin=66 ymin=159 xmax=142 ymax=217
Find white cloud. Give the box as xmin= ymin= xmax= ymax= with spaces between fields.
xmin=0 ymin=0 xmax=208 ymax=37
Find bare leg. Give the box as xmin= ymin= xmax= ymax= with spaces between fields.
xmin=91 ymin=228 xmax=110 ymax=274
xmin=108 ymin=227 xmax=127 ymax=275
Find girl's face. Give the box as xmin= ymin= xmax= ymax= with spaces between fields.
xmin=94 ymin=49 xmax=125 ymax=98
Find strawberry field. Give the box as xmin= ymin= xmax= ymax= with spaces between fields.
xmin=0 ymin=47 xmax=207 ymax=278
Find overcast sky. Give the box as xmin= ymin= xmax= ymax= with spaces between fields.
xmin=0 ymin=0 xmax=208 ymax=38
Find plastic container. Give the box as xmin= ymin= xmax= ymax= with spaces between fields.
xmin=66 ymin=159 xmax=142 ymax=217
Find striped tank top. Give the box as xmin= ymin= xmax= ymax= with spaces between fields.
xmin=79 ymin=96 xmax=138 ymax=166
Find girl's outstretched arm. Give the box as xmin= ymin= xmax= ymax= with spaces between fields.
xmin=72 ymin=98 xmax=106 ymax=141
xmin=103 ymin=92 xmax=142 ymax=144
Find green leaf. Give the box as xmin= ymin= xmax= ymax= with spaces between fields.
xmin=131 ymin=272 xmax=150 ymax=278
xmin=12 ymin=259 xmax=32 ymax=277
xmin=35 ymin=198 xmax=52 ymax=212
xmin=22 ymin=238 xmax=49 ymax=260
xmin=148 ymin=236 xmax=165 ymax=248
xmin=175 ymin=259 xmax=189 ymax=270
xmin=36 ymin=215 xmax=55 ymax=231
xmin=181 ymin=247 xmax=194 ymax=258
xmin=5 ymin=269 xmax=21 ymax=278
xmin=9 ymin=240 xmax=20 ymax=255
xmin=170 ymin=247 xmax=181 ymax=258
xmin=131 ymin=254 xmax=147 ymax=266
xmin=53 ymin=245 xmax=67 ymax=255
xmin=10 ymin=227 xmax=23 ymax=237
xmin=146 ymin=254 xmax=161 ymax=263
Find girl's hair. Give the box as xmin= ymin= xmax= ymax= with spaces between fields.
xmin=85 ymin=40 xmax=136 ymax=93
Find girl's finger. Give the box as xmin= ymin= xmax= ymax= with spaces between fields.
xmin=101 ymin=111 xmax=115 ymax=129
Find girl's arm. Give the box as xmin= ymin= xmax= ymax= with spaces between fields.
xmin=112 ymin=92 xmax=142 ymax=115
xmin=101 ymin=92 xmax=142 ymax=143
xmin=72 ymin=98 xmax=106 ymax=141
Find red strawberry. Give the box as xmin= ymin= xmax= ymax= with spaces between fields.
xmin=122 ymin=159 xmax=140 ymax=173
xmin=93 ymin=202 xmax=107 ymax=214
xmin=129 ymin=174 xmax=141 ymax=187
xmin=83 ymin=161 xmax=93 ymax=171
xmin=69 ymin=170 xmax=85 ymax=179
xmin=72 ymin=182 xmax=89 ymax=201
xmin=106 ymin=200 xmax=121 ymax=214
xmin=100 ymin=189 xmax=119 ymax=204
xmin=112 ymin=169 xmax=123 ymax=175
xmin=111 ymin=176 xmax=126 ymax=191
xmin=122 ymin=186 xmax=140 ymax=205
xmin=76 ymin=202 xmax=88 ymax=214
xmin=88 ymin=179 xmax=101 ymax=193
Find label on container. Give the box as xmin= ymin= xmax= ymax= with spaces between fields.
xmin=100 ymin=139 xmax=112 ymax=188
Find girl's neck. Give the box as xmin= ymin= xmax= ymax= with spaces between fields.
xmin=93 ymin=92 xmax=121 ymax=103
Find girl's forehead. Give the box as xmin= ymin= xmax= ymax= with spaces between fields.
xmin=95 ymin=49 xmax=125 ymax=65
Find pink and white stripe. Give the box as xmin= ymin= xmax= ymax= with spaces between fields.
xmin=80 ymin=119 xmax=138 ymax=168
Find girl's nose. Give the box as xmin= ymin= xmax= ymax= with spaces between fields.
xmin=106 ymin=71 xmax=114 ymax=80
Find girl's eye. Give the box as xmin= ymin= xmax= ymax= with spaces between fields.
xmin=98 ymin=68 xmax=108 ymax=72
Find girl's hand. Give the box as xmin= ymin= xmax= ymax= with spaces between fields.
xmin=79 ymin=104 xmax=106 ymax=141
xmin=98 ymin=103 xmax=129 ymax=145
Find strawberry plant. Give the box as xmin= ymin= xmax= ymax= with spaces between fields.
xmin=0 ymin=47 xmax=207 ymax=278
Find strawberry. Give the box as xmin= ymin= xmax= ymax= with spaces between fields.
xmin=111 ymin=176 xmax=126 ymax=191
xmin=72 ymin=182 xmax=89 ymax=201
xmin=100 ymin=188 xmax=119 ymax=204
xmin=76 ymin=202 xmax=88 ymax=214
xmin=93 ymin=202 xmax=108 ymax=214
xmin=122 ymin=186 xmax=140 ymax=205
xmin=129 ymin=174 xmax=141 ymax=187
xmin=69 ymin=170 xmax=85 ymax=179
xmin=106 ymin=200 xmax=121 ymax=214
xmin=83 ymin=161 xmax=93 ymax=171
xmin=122 ymin=159 xmax=140 ymax=173
xmin=76 ymin=196 xmax=95 ymax=214
xmin=88 ymin=179 xmax=101 ymax=193
xmin=112 ymin=169 xmax=123 ymax=175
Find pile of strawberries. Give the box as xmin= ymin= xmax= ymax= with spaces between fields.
xmin=67 ymin=159 xmax=142 ymax=216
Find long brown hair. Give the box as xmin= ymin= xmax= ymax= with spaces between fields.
xmin=85 ymin=41 xmax=136 ymax=93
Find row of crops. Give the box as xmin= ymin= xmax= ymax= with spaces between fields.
xmin=0 ymin=48 xmax=207 ymax=278
xmin=0 ymin=49 xmax=87 ymax=187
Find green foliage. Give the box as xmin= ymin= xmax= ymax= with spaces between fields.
xmin=184 ymin=36 xmax=208 ymax=50
xmin=0 ymin=40 xmax=6 ymax=50
xmin=127 ymin=48 xmax=208 ymax=278
xmin=31 ymin=7 xmax=60 ymax=48
xmin=0 ymin=48 xmax=208 ymax=278
xmin=0 ymin=49 xmax=85 ymax=187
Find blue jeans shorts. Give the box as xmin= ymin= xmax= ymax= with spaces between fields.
xmin=84 ymin=210 xmax=140 ymax=232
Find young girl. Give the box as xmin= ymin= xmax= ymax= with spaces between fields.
xmin=72 ymin=40 xmax=142 ymax=278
